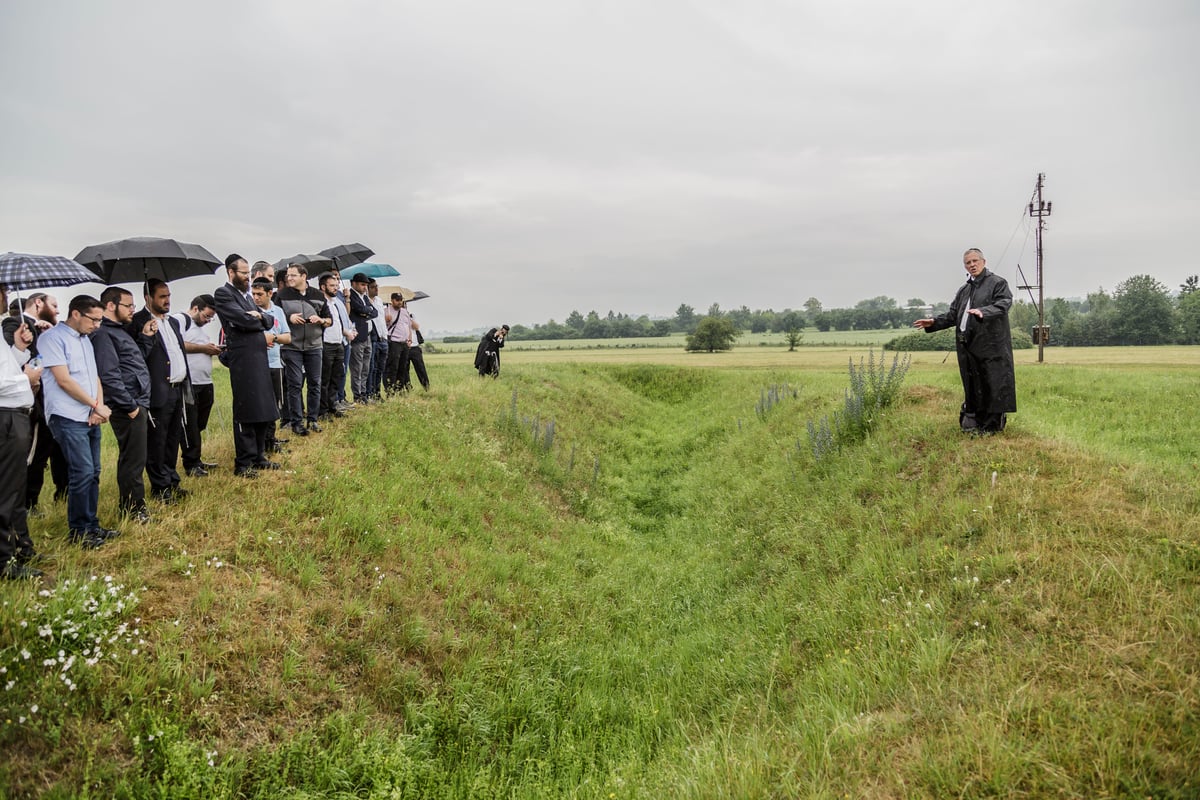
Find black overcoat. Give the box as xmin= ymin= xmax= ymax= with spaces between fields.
xmin=213 ymin=283 xmax=279 ymax=423
xmin=474 ymin=328 xmax=504 ymax=376
xmin=926 ymin=269 xmax=1017 ymax=414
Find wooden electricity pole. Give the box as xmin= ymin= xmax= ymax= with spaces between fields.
xmin=1025 ymin=173 xmax=1052 ymax=363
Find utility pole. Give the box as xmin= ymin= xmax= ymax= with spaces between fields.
xmin=1025 ymin=173 xmax=1052 ymax=363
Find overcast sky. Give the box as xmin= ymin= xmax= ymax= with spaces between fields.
xmin=2 ymin=0 xmax=1197 ymax=332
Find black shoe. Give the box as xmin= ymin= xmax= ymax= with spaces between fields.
xmin=152 ymin=489 xmax=179 ymax=505
xmin=254 ymin=460 xmax=282 ymax=471
xmin=89 ymin=527 xmax=122 ymax=541
xmin=173 ymin=487 xmax=190 ymax=498
xmin=291 ymin=423 xmax=309 ymax=436
xmin=234 ymin=467 xmax=259 ymax=479
xmin=2 ymin=561 xmax=44 ymax=580
xmin=200 ymin=460 xmax=219 ymax=469
xmin=16 ymin=551 xmax=44 ymax=567
xmin=186 ymin=466 xmax=210 ymax=477
xmin=274 ymin=436 xmax=290 ymax=445
xmin=67 ymin=529 xmax=107 ymax=550
xmin=307 ymin=421 xmax=322 ymax=433
xmin=126 ymin=508 xmax=152 ymax=525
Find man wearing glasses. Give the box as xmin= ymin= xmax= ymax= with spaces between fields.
xmin=37 ymin=295 xmax=120 ymax=549
xmin=92 ymin=287 xmax=154 ymax=525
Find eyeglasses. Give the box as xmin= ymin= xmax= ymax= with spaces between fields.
xmin=84 ymin=314 xmax=103 ymax=323
xmin=118 ymin=302 xmax=135 ymax=309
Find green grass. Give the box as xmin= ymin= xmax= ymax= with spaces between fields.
xmin=2 ymin=345 xmax=1198 ymax=797
xmin=435 ymin=328 xmax=903 ymax=353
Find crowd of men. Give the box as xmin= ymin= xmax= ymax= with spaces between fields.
xmin=0 ymin=254 xmax=431 ymax=580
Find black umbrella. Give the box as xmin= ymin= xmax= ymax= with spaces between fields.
xmin=318 ymin=242 xmax=374 ymax=271
xmin=75 ymin=237 xmax=221 ymax=284
xmin=272 ymin=253 xmax=335 ymax=274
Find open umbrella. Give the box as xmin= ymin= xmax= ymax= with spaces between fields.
xmin=74 ymin=237 xmax=221 ymax=284
xmin=378 ymin=285 xmax=430 ymax=303
xmin=0 ymin=252 xmax=100 ymax=292
xmin=341 ymin=262 xmax=399 ymax=281
xmin=272 ymin=253 xmax=334 ymax=274
xmin=318 ymin=243 xmax=374 ymax=271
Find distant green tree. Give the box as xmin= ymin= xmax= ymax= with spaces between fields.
xmin=773 ymin=310 xmax=805 ymax=336
xmin=652 ymin=319 xmax=673 ymax=337
xmin=565 ymin=310 xmax=585 ymax=332
xmin=1178 ymin=290 xmax=1200 ymax=344
xmin=804 ymin=297 xmax=822 ymax=315
xmin=784 ymin=329 xmax=803 ymax=351
xmin=674 ymin=303 xmax=697 ymax=332
xmin=707 ymin=302 xmax=722 ymax=318
xmin=1180 ymin=275 xmax=1199 ymax=296
xmin=1113 ymin=274 xmax=1176 ymax=344
xmin=582 ymin=311 xmax=607 ymax=339
xmin=685 ymin=317 xmax=739 ymax=352
xmin=906 ymin=297 xmax=926 ymax=309
xmin=728 ymin=305 xmax=753 ymax=330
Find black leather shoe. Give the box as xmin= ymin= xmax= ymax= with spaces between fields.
xmin=67 ymin=529 xmax=107 ymax=549
xmin=2 ymin=561 xmax=44 ymax=580
xmin=200 ymin=460 xmax=219 ymax=469
xmin=254 ymin=460 xmax=282 ymax=471
xmin=172 ymin=487 xmax=191 ymax=499
xmin=307 ymin=421 xmax=322 ymax=433
xmin=90 ymin=527 xmax=122 ymax=541
xmin=234 ymin=467 xmax=259 ymax=479
xmin=186 ymin=466 xmax=210 ymax=477
xmin=291 ymin=423 xmax=309 ymax=436
xmin=152 ymin=490 xmax=179 ymax=505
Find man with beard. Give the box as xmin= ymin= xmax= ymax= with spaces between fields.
xmin=365 ymin=278 xmax=389 ymax=401
xmin=318 ymin=272 xmax=353 ymax=419
xmin=913 ymin=248 xmax=1017 ymax=433
xmin=383 ymin=293 xmax=413 ymax=393
xmin=2 ymin=292 xmax=68 ymax=513
xmin=347 ymin=274 xmax=377 ymax=405
xmin=38 ymin=295 xmax=118 ymax=549
xmin=93 ymin=287 xmax=154 ymax=524
xmin=130 ymin=279 xmax=191 ymax=505
xmin=213 ymin=255 xmax=280 ymax=477
xmin=276 ymin=263 xmax=330 ymax=435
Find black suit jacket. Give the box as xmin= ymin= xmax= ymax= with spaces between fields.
xmin=348 ymin=289 xmax=378 ymax=340
xmin=129 ymin=309 xmax=190 ymax=408
xmin=213 ymin=283 xmax=278 ymax=423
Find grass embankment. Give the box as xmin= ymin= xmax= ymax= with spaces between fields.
xmin=2 ymin=347 xmax=1198 ymax=797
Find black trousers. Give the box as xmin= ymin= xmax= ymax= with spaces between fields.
xmin=0 ymin=407 xmax=35 ymax=566
xmin=109 ymin=409 xmax=148 ymax=512
xmin=233 ymin=420 xmax=270 ymax=471
xmin=26 ymin=409 xmax=68 ymax=508
xmin=319 ymin=342 xmax=345 ymax=414
xmin=181 ymin=382 xmax=214 ymax=470
xmin=383 ymin=341 xmax=410 ymax=391
xmin=408 ymin=346 xmax=429 ymax=389
xmin=147 ymin=387 xmax=184 ymax=494
xmin=282 ymin=348 xmax=322 ymax=425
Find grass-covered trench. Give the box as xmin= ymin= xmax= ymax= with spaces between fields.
xmin=3 ymin=347 xmax=1198 ymax=798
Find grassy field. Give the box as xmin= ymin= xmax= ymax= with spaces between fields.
xmin=435 ymin=328 xmax=901 ymax=353
xmin=2 ymin=345 xmax=1197 ymax=798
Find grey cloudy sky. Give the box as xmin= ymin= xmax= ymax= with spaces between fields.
xmin=2 ymin=0 xmax=1197 ymax=332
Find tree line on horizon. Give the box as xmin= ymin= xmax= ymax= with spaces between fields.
xmin=488 ymin=273 xmax=1199 ymax=346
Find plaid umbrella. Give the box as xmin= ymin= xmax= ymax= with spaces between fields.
xmin=74 ymin=237 xmax=221 ymax=284
xmin=318 ymin=243 xmax=374 ymax=271
xmin=0 ymin=252 xmax=100 ymax=292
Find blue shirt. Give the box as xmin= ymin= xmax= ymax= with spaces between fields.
xmin=38 ymin=321 xmax=99 ymax=422
xmin=264 ymin=303 xmax=291 ymax=369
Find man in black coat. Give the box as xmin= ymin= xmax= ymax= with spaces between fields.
xmin=474 ymin=324 xmax=508 ymax=378
xmin=213 ymin=254 xmax=281 ymax=477
xmin=93 ymin=287 xmax=154 ymax=523
xmin=347 ymin=274 xmax=377 ymax=403
xmin=129 ymin=279 xmax=191 ymax=504
xmin=914 ymin=248 xmax=1017 ymax=433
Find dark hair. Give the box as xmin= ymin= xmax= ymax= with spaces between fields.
xmin=275 ymin=268 xmax=289 ymax=286
xmin=69 ymin=295 xmax=102 ymax=316
xmin=99 ymin=286 xmax=132 ymax=308
xmin=191 ymin=294 xmax=215 ymax=312
xmin=225 ymin=253 xmax=246 ymax=270
xmin=251 ymin=278 xmax=273 ymax=291
xmin=289 ymin=263 xmax=309 ymax=277
xmin=143 ymin=278 xmax=168 ymax=298
xmin=500 ymin=324 xmax=510 ymax=332
xmin=250 ymin=260 xmax=272 ymax=277
xmin=23 ymin=292 xmax=47 ymax=310
xmin=318 ymin=272 xmax=336 ymax=286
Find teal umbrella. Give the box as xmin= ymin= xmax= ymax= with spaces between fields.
xmin=342 ymin=262 xmax=400 ymax=280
